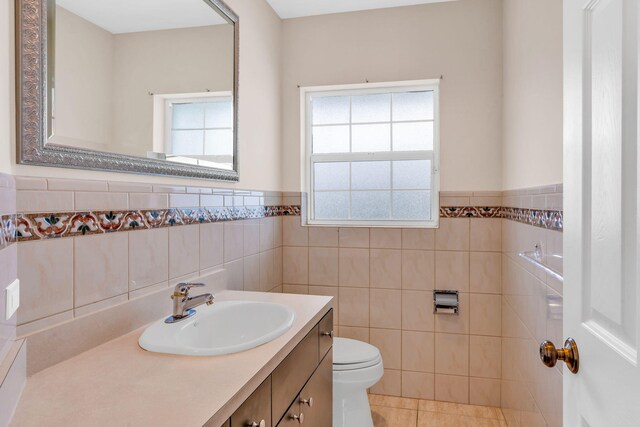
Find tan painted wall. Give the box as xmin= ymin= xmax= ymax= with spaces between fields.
xmin=1 ymin=0 xmax=283 ymax=191
xmin=280 ymin=0 xmax=504 ymax=192
xmin=502 ymin=0 xmax=563 ymax=190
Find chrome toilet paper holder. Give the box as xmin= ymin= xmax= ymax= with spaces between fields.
xmin=433 ymin=290 xmax=459 ymax=315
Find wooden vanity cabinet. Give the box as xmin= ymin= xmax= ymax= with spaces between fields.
xmin=220 ymin=309 xmax=333 ymax=427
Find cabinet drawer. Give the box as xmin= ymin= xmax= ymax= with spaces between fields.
xmin=272 ymin=325 xmax=319 ymax=425
xmin=276 ymin=399 xmax=301 ymax=427
xmin=318 ymin=309 xmax=333 ymax=360
xmin=231 ymin=377 xmax=272 ymax=427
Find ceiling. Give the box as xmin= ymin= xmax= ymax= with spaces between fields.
xmin=265 ymin=0 xmax=457 ymax=19
xmin=56 ymin=0 xmax=229 ymax=34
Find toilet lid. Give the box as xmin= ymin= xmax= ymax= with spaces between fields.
xmin=333 ymin=338 xmax=381 ymax=370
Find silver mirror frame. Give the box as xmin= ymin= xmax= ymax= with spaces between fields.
xmin=15 ymin=0 xmax=240 ymax=182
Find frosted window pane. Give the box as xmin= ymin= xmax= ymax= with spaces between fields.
xmin=314 ymin=162 xmax=350 ymax=191
xmin=352 ymin=124 xmax=391 ymax=152
xmin=172 ymin=103 xmax=205 ymax=129
xmin=312 ymin=96 xmax=350 ymax=125
xmin=351 ymin=191 xmax=391 ymax=220
xmin=171 ymin=130 xmax=203 ymax=155
xmin=351 ymin=161 xmax=391 ymax=190
xmin=313 ymin=125 xmax=350 ymax=153
xmin=204 ymin=101 xmax=232 ymax=128
xmin=393 ymin=191 xmax=431 ymax=220
xmin=315 ymin=192 xmax=349 ymax=219
xmin=393 ymin=160 xmax=431 ymax=190
xmin=351 ymin=94 xmax=391 ymax=123
xmin=393 ymin=122 xmax=433 ymax=151
xmin=204 ymin=130 xmax=233 ymax=155
xmin=393 ymin=91 xmax=434 ymax=121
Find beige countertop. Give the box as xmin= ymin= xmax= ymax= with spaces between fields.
xmin=10 ymin=291 xmax=333 ymax=427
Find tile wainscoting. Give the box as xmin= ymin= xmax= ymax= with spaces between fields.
xmin=8 ymin=177 xmax=562 ymax=425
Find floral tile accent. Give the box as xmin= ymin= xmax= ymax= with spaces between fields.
xmin=440 ymin=206 xmax=502 ymax=218
xmin=1 ymin=214 xmax=17 ymax=249
xmin=15 ymin=205 xmax=303 ymax=242
xmin=501 ymin=207 xmax=563 ymax=231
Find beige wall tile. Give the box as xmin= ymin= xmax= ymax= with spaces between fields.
xmin=338 ymin=325 xmax=369 ymax=342
xmin=108 ymin=182 xmax=153 ymax=193
xmin=17 ymin=239 xmax=73 ymax=325
xmin=402 ymin=371 xmax=435 ymax=400
xmin=74 ymin=233 xmax=128 ymax=307
xmin=370 ymin=328 xmax=401 ymax=369
xmin=469 ymin=336 xmax=501 ymax=379
xmin=370 ymin=249 xmax=401 ymax=289
xmin=370 ymin=369 xmax=402 ymax=397
xmin=309 ymin=247 xmax=338 ymax=285
xmin=17 ymin=191 xmax=74 ymax=213
xmin=168 ymin=193 xmax=199 ymax=208
xmin=338 ymin=287 xmax=369 ymax=327
xmin=168 ymin=225 xmax=199 ymax=280
xmin=129 ymin=282 xmax=169 ymax=299
xmin=470 ymin=293 xmax=501 ymax=337
xmin=128 ymin=193 xmax=168 ymax=210
xmin=200 ymin=194 xmax=225 ymax=207
xmin=435 ymin=218 xmax=470 ymax=251
xmin=401 ymin=250 xmax=435 ymax=290
xmin=259 ymin=218 xmax=276 ymax=252
xmin=282 ymin=284 xmax=309 ymax=294
xmin=307 ymin=286 xmax=339 ymax=325
xmin=16 ymin=310 xmax=73 ymax=337
xmin=74 ymin=294 xmax=128 ymax=317
xmin=435 ymin=251 xmax=470 ymax=292
xmin=402 ymin=290 xmax=435 ymax=332
xmin=224 ymin=259 xmax=244 ymax=291
xmin=75 ymin=192 xmax=128 ymax=211
xmin=199 ymin=223 xmax=224 ymax=271
xmin=223 ymin=222 xmax=244 ymax=262
xmin=469 ymin=377 xmax=501 ymax=407
xmin=243 ymin=254 xmax=261 ymax=292
xmin=371 ymin=228 xmax=402 ymax=249
xmin=402 ymin=331 xmax=435 ymax=373
xmin=402 ymin=229 xmax=435 ymax=250
xmin=435 ymin=293 xmax=469 ymax=334
xmin=129 ymin=228 xmax=168 ymax=290
xmin=469 ymin=252 xmax=501 ymax=294
xmin=283 ymin=216 xmax=308 ymax=246
xmin=435 ymin=333 xmax=469 ymax=376
xmin=339 ymin=227 xmax=370 ymax=248
xmin=47 ymin=179 xmax=107 ymax=192
xmin=435 ymin=374 xmax=469 ymax=404
xmin=470 ymin=219 xmax=501 ymax=252
xmin=308 ymin=227 xmax=339 ymax=247
xmin=15 ymin=177 xmax=47 ymax=190
xmin=259 ymin=250 xmax=276 ymax=291
xmin=370 ymin=289 xmax=401 ymax=329
xmin=283 ymin=247 xmax=309 ymax=284
xmin=243 ymin=220 xmax=261 ymax=256
xmin=339 ymin=248 xmax=369 ymax=287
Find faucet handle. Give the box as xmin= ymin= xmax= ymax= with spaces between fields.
xmin=173 ymin=282 xmax=205 ymax=297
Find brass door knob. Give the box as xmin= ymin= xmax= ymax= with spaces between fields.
xmin=539 ymin=337 xmax=579 ymax=374
xmin=289 ymin=412 xmax=304 ymax=423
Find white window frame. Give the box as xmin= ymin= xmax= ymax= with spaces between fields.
xmin=300 ymin=80 xmax=440 ymax=228
xmin=151 ymin=91 xmax=232 ymax=160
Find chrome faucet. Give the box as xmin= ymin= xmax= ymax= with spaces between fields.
xmin=165 ymin=283 xmax=214 ymax=323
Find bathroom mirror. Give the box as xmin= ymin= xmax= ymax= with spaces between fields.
xmin=16 ymin=0 xmax=239 ymax=181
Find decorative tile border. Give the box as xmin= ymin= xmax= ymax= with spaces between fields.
xmin=14 ymin=206 xmax=301 ymax=242
xmin=500 ymin=207 xmax=563 ymax=231
xmin=440 ymin=206 xmax=502 ymax=218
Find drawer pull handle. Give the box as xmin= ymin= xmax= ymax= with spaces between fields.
xmin=290 ymin=412 xmax=304 ymax=423
xmin=321 ymin=331 xmax=334 ymax=338
xmin=300 ymin=397 xmax=314 ymax=407
xmin=247 ymin=421 xmax=265 ymax=427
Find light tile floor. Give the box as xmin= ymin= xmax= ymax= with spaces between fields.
xmin=369 ymin=394 xmax=507 ymax=427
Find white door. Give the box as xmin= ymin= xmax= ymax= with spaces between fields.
xmin=564 ymin=0 xmax=640 ymax=426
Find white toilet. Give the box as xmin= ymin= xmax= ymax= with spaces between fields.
xmin=333 ymin=337 xmax=384 ymax=427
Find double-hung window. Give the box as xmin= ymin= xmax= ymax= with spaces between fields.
xmin=301 ymin=80 xmax=440 ymax=227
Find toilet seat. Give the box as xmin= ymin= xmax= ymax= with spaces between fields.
xmin=333 ymin=338 xmax=382 ymax=371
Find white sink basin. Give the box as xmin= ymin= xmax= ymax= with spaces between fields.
xmin=139 ymin=300 xmax=295 ymax=356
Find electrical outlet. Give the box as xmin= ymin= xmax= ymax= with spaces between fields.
xmin=5 ymin=279 xmax=19 ymax=320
